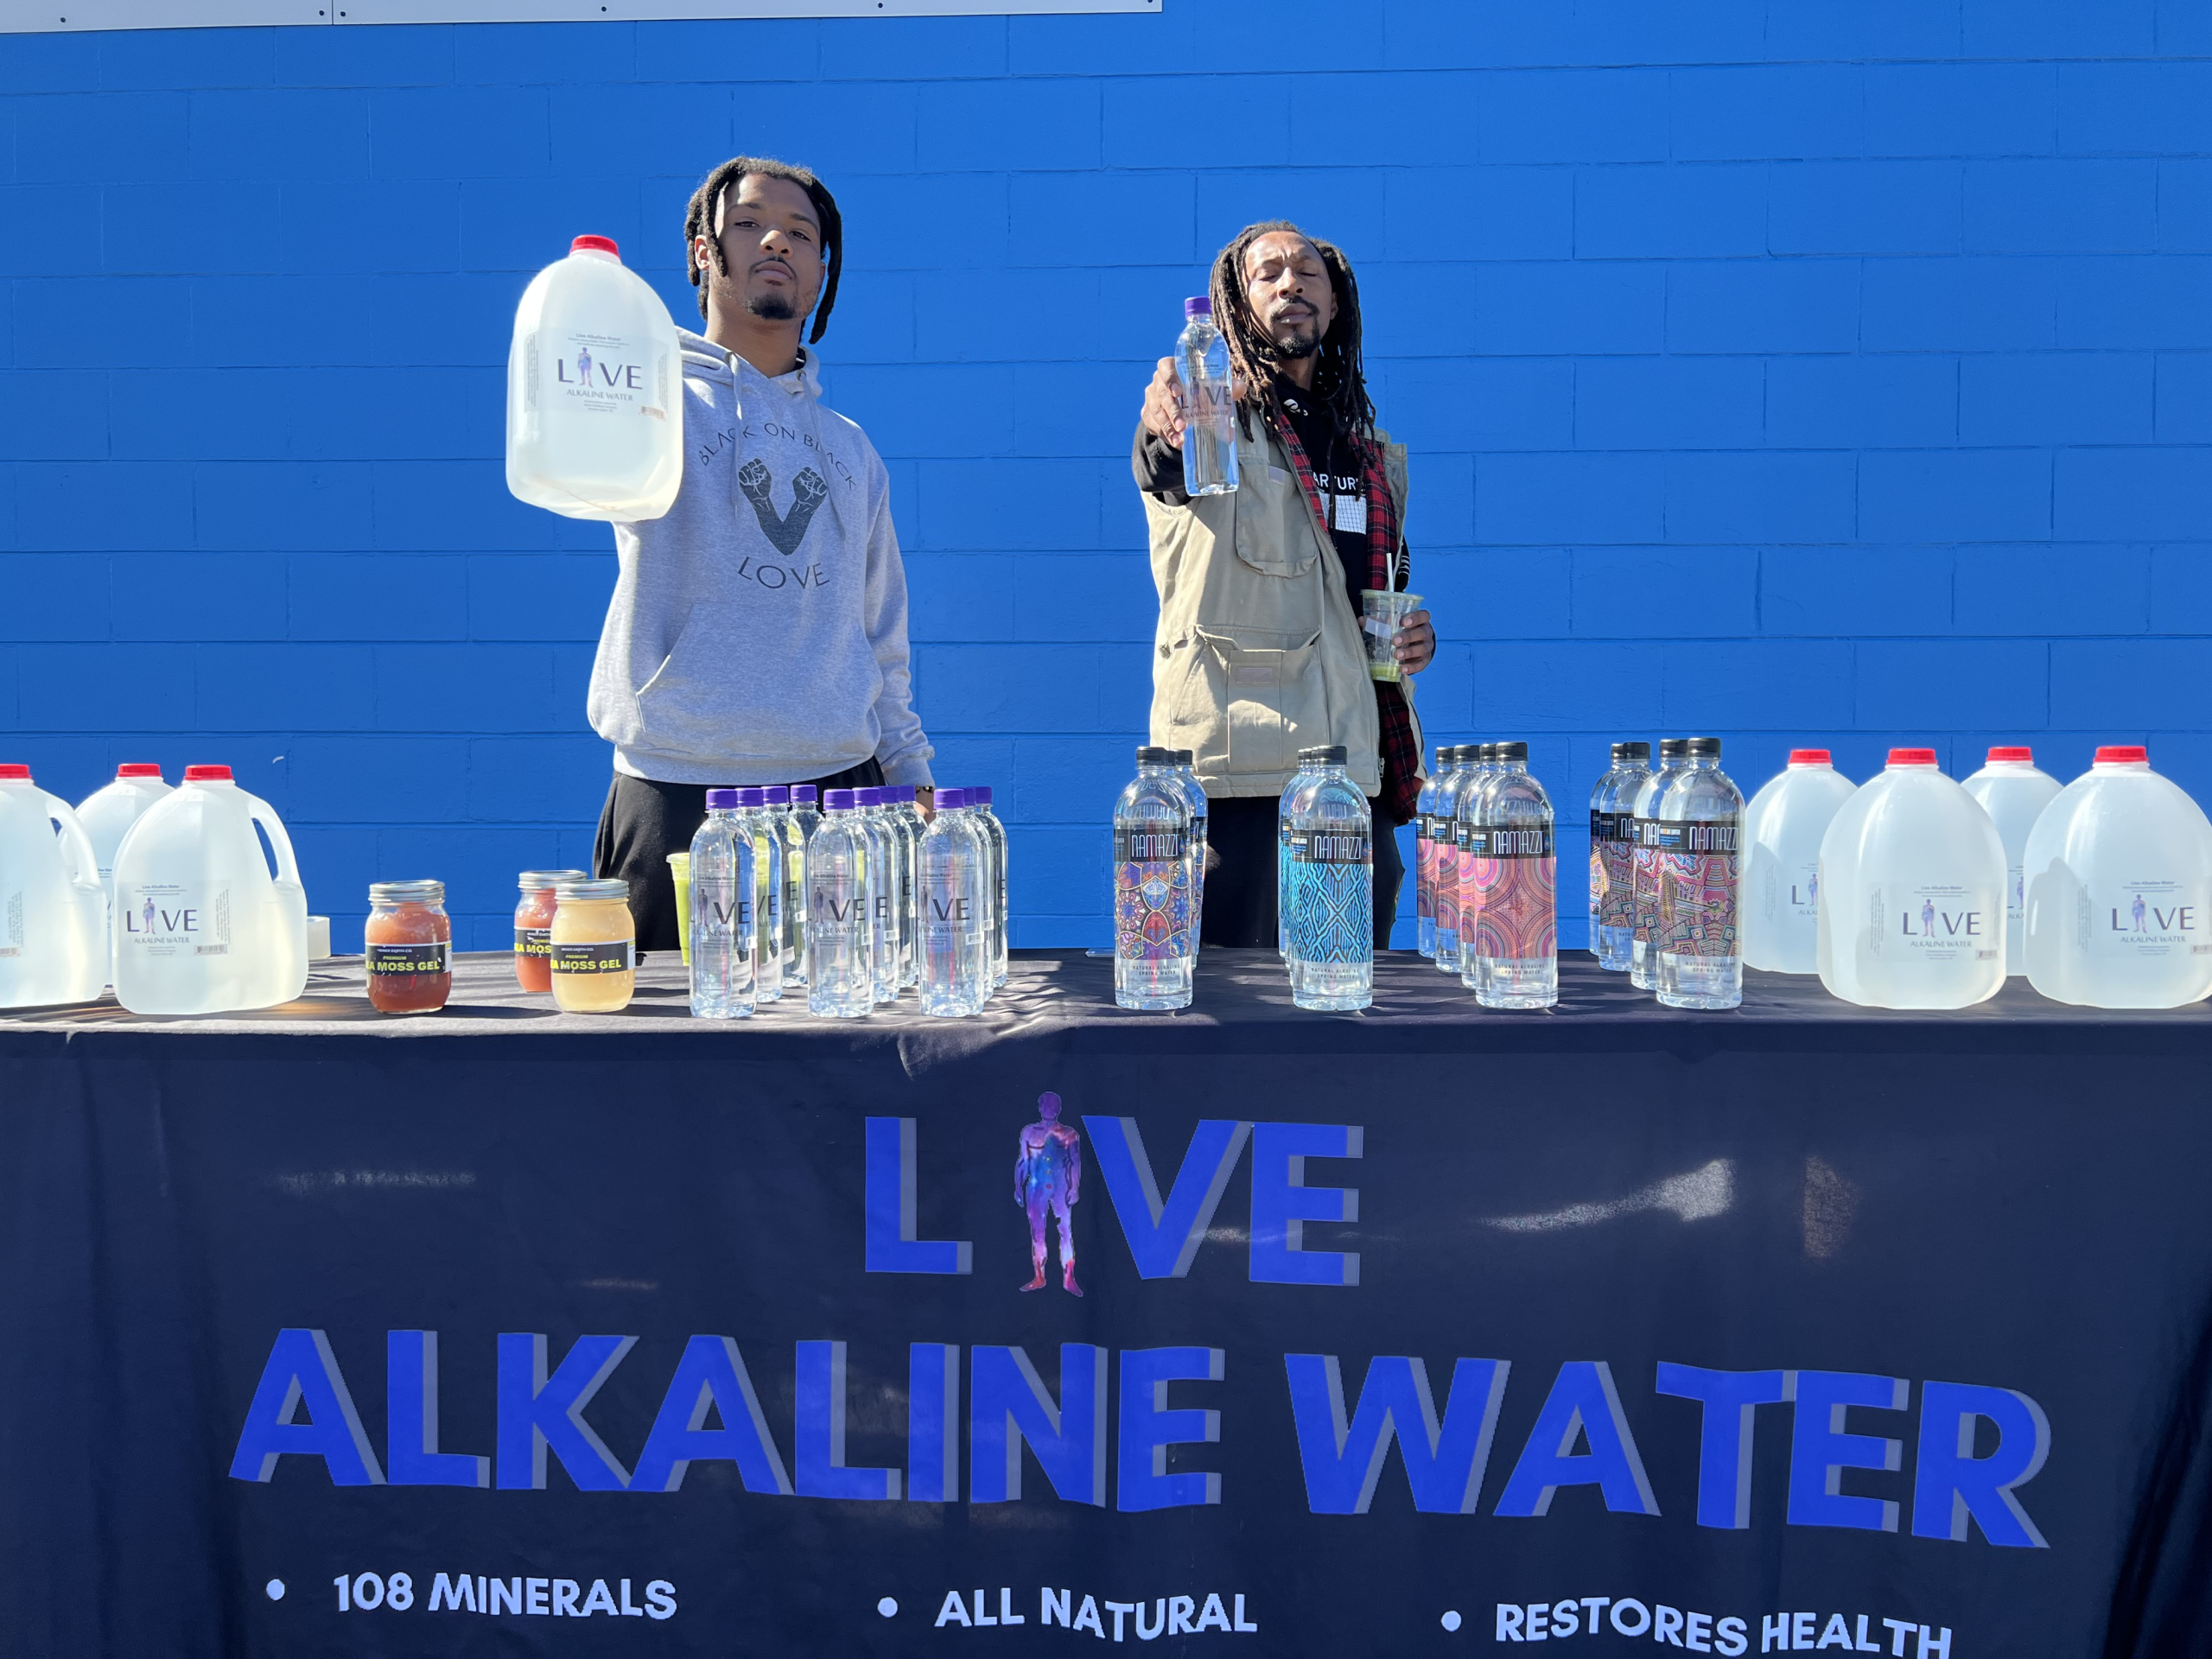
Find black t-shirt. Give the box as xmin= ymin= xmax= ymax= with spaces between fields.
xmin=1131 ymin=378 xmax=1395 ymax=626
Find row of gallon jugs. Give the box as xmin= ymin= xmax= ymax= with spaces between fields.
xmin=0 ymin=763 xmax=308 ymax=1014
xmin=1738 ymin=744 xmax=2211 ymax=1009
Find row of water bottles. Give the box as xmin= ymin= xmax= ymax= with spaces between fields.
xmin=689 ymin=784 xmax=1009 ymax=1020
xmin=0 ymin=761 xmax=309 ymax=1014
xmin=1714 ymin=742 xmax=2212 ymax=1009
xmin=1414 ymin=742 xmax=1582 ymax=1011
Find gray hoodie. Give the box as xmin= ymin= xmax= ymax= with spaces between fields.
xmin=587 ymin=328 xmax=933 ymax=787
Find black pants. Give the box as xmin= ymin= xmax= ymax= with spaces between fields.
xmin=594 ymin=762 xmax=884 ymax=956
xmin=1198 ymin=795 xmax=1404 ymax=950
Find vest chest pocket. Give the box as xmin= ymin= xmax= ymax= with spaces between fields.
xmin=1230 ymin=440 xmax=1319 ymax=579
xmin=1189 ymin=626 xmax=1326 ymax=780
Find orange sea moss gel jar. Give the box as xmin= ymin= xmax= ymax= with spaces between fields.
xmin=365 ymin=880 xmax=453 ymax=1014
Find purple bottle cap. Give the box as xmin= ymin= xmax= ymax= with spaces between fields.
xmin=969 ymin=785 xmax=994 ymax=806
xmin=792 ymin=785 xmax=817 ymax=805
xmin=1185 ymin=296 xmax=1211 ymax=317
xmin=935 ymin=787 xmax=966 ymax=810
xmin=734 ymin=786 xmax=768 ymax=808
xmin=704 ymin=787 xmax=740 ymax=810
xmin=884 ymin=784 xmax=915 ymax=804
xmin=855 ymin=786 xmax=883 ymax=807
xmin=823 ymin=789 xmax=855 ymax=811
xmin=764 ymin=785 xmax=790 ymax=805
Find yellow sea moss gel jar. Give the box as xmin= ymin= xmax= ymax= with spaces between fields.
xmin=550 ymin=878 xmax=637 ymax=1013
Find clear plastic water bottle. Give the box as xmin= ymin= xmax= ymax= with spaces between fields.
xmin=689 ymin=787 xmax=756 ymax=1020
xmin=1630 ymin=739 xmax=1690 ymax=991
xmin=807 ymin=789 xmax=874 ymax=1019
xmin=765 ymin=785 xmax=807 ymax=988
xmin=854 ymin=787 xmax=900 ymax=1003
xmin=1162 ymin=750 xmax=1209 ymax=954
xmin=1465 ymin=742 xmax=1558 ymax=1008
xmin=1175 ymin=296 xmax=1239 ymax=498
xmin=1656 ymin=737 xmax=1745 ymax=1011
xmin=1427 ymin=747 xmax=1472 ymax=965
xmin=967 ymin=785 xmax=1010 ymax=988
xmin=1115 ymin=747 xmax=1197 ymax=1011
xmin=731 ymin=787 xmax=782 ymax=1004
xmin=918 ymin=789 xmax=992 ymax=1017
xmin=1452 ymin=745 xmax=1501 ymax=978
xmin=1588 ymin=741 xmax=1649 ymax=971
xmin=1961 ymin=747 xmax=2062 ymax=976
xmin=883 ymin=785 xmax=926 ymax=988
xmin=1279 ymin=747 xmax=1331 ymax=958
xmin=1414 ymin=750 xmax=1446 ymax=959
xmin=1285 ymin=746 xmax=1374 ymax=1011
xmin=790 ymin=785 xmax=822 ymax=851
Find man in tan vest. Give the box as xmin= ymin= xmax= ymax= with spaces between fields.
xmin=1134 ymin=220 xmax=1436 ymax=949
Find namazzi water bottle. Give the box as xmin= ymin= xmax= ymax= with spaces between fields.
xmin=2023 ymin=745 xmax=2212 ymax=1008
xmin=1630 ymin=740 xmax=1690 ymax=990
xmin=807 ymin=791 xmax=874 ymax=1018
xmin=1115 ymin=747 xmax=1196 ymax=1011
xmin=1589 ymin=741 xmax=1649 ymax=971
xmin=1452 ymin=745 xmax=1502 ymax=980
xmin=1653 ymin=737 xmax=1744 ymax=1010
xmin=1465 ymin=741 xmax=1557 ymax=1009
xmin=1427 ymin=747 xmax=1473 ymax=964
xmin=1166 ymin=752 xmax=1209 ymax=954
xmin=1279 ymin=748 xmax=1329 ymax=959
xmin=1175 ymin=296 xmax=1239 ymax=497
xmin=505 ymin=235 xmax=683 ymax=521
xmin=919 ymin=790 xmax=992 ymax=1017
xmin=689 ymin=787 xmax=756 ymax=1020
xmin=1961 ymin=747 xmax=2061 ymax=976
xmin=1414 ymin=749 xmax=1446 ymax=960
xmin=1740 ymin=748 xmax=1856 ymax=976
xmin=1286 ymin=746 xmax=1374 ymax=1012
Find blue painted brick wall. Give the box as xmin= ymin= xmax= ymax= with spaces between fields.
xmin=4 ymin=3 xmax=2211 ymax=954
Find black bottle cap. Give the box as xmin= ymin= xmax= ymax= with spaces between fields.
xmin=1136 ymin=746 xmax=1177 ymax=766
xmin=1659 ymin=738 xmax=1690 ymax=758
xmin=1495 ymin=741 xmax=1529 ymax=762
xmin=1685 ymin=736 xmax=1722 ymax=757
xmin=1613 ymin=741 xmax=1651 ymax=761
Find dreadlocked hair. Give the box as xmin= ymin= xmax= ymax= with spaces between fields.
xmin=683 ymin=155 xmax=843 ymax=346
xmin=1208 ymin=219 xmax=1376 ymax=447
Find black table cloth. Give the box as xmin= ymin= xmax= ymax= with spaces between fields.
xmin=2 ymin=950 xmax=2205 ymax=1656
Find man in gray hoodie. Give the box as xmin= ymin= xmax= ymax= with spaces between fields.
xmin=588 ymin=156 xmax=934 ymax=951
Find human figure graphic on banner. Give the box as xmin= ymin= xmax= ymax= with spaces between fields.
xmin=1015 ymin=1091 xmax=1082 ymax=1296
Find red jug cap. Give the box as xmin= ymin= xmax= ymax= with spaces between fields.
xmin=0 ymin=765 xmax=29 ymax=779
xmin=1888 ymin=748 xmax=1939 ymax=766
xmin=571 ymin=234 xmax=619 ymax=257
xmin=2094 ymin=745 xmax=2149 ymax=765
xmin=183 ymin=765 xmax=233 ymax=781
xmin=1788 ymin=748 xmax=1831 ymax=765
xmin=1986 ymin=747 xmax=2033 ymax=762
xmin=118 ymin=763 xmax=163 ymax=778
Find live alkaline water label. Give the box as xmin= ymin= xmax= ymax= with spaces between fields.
xmin=121 ymin=883 xmax=230 ymax=959
xmin=550 ymin=939 xmax=634 ymax=976
xmin=2082 ymin=879 xmax=2209 ymax=959
xmin=366 ymin=942 xmax=450 ymax=978
xmin=1871 ymin=883 xmax=1995 ymax=963
xmin=1656 ymin=822 xmax=1740 ymax=961
xmin=1114 ymin=827 xmax=1191 ymax=962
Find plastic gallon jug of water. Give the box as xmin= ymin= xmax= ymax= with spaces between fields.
xmin=1815 ymin=748 xmax=2006 ymax=1009
xmin=1740 ymin=748 xmax=1855 ymax=975
xmin=1960 ymin=747 xmax=2062 ymax=976
xmin=505 ymin=235 xmax=683 ymax=522
xmin=0 ymin=765 xmax=108 ymax=1008
xmin=112 ymin=765 xmax=308 ymax=1016
xmin=2022 ymin=746 xmax=2212 ymax=1008
xmin=77 ymin=763 xmax=173 ymax=977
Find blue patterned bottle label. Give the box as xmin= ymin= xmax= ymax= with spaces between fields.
xmin=1287 ymin=830 xmax=1372 ymax=964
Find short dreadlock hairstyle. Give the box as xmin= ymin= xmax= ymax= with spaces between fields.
xmin=683 ymin=155 xmax=843 ymax=346
xmin=1208 ymin=219 xmax=1376 ymax=445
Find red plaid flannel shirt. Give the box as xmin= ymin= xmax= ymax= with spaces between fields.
xmin=1269 ymin=415 xmax=1423 ymax=826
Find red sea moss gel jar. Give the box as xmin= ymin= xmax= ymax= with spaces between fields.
xmin=365 ymin=880 xmax=454 ymax=1014
xmin=514 ymin=868 xmax=588 ymax=992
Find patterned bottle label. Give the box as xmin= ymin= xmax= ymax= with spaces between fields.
xmin=1414 ymin=815 xmax=1435 ymax=923
xmin=1631 ymin=819 xmax=1663 ymax=944
xmin=1287 ymin=829 xmax=1372 ymax=964
xmin=1434 ymin=818 xmax=1462 ymax=947
xmin=1471 ymin=823 xmax=1557 ymax=963
xmin=1655 ymin=818 xmax=1741 ymax=961
xmin=1599 ymin=813 xmax=1637 ymax=931
xmin=1114 ymin=826 xmax=1191 ymax=962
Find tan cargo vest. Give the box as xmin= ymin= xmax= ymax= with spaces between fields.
xmin=1142 ymin=420 xmax=1419 ymax=801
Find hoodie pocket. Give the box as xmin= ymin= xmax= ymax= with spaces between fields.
xmin=633 ymin=600 xmax=879 ymax=766
xmin=1181 ymin=625 xmax=1325 ymax=780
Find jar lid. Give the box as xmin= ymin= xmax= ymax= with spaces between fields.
xmin=518 ymin=868 xmax=588 ymax=891
xmin=370 ymin=880 xmax=444 ymax=905
xmin=118 ymin=763 xmax=164 ymax=779
xmin=1888 ymin=747 xmax=1940 ymax=766
xmin=183 ymin=764 xmax=232 ymax=781
xmin=556 ymin=878 xmax=629 ymax=901
xmin=1986 ymin=746 xmax=2034 ymax=763
xmin=1788 ymin=748 xmax=1832 ymax=765
xmin=2094 ymin=745 xmax=2150 ymax=765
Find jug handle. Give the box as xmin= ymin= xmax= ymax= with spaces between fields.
xmin=43 ymin=792 xmax=104 ymax=895
xmin=242 ymin=792 xmax=305 ymax=888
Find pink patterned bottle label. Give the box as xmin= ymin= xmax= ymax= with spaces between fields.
xmin=1415 ymin=817 xmax=1436 ymax=923
xmin=1632 ymin=829 xmax=1662 ymax=944
xmin=1655 ymin=819 xmax=1740 ymax=960
xmin=1469 ymin=826 xmax=1556 ymax=962
xmin=1599 ymin=813 xmax=1637 ymax=930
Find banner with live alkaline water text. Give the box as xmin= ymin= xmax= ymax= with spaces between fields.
xmin=2 ymin=1006 xmax=2208 ymax=1657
